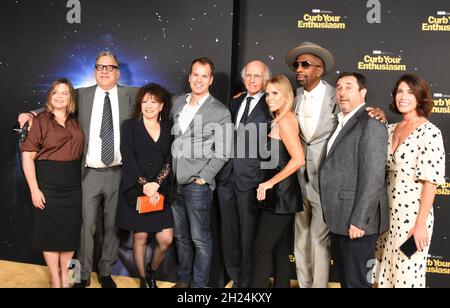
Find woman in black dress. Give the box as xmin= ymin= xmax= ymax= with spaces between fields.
xmin=116 ymin=83 xmax=173 ymax=288
xmin=21 ymin=78 xmax=84 ymax=288
xmin=252 ymin=75 xmax=305 ymax=288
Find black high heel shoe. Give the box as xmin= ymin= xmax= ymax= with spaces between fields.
xmin=139 ymin=277 xmax=149 ymax=288
xmin=146 ymin=263 xmax=158 ymax=288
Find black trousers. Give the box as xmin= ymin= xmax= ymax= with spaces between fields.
xmin=330 ymin=233 xmax=378 ymax=288
xmin=217 ymin=182 xmax=261 ymax=288
xmin=251 ymin=211 xmax=293 ymax=288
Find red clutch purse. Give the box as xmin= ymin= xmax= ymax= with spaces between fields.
xmin=136 ymin=194 xmax=165 ymax=214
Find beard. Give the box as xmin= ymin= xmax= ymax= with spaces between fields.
xmin=296 ymin=76 xmax=308 ymax=88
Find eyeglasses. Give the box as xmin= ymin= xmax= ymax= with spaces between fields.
xmin=292 ymin=61 xmax=322 ymax=70
xmin=95 ymin=64 xmax=119 ymax=72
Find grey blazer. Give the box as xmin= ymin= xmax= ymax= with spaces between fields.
xmin=295 ymin=81 xmax=339 ymax=204
xmin=319 ymin=106 xmax=389 ymax=236
xmin=76 ymin=85 xmax=139 ymax=170
xmin=170 ymin=94 xmax=232 ymax=190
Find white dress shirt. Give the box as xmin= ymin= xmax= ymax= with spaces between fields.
xmin=178 ymin=93 xmax=210 ymax=134
xmin=85 ymin=86 xmax=122 ymax=168
xmin=235 ymin=91 xmax=265 ymax=127
xmin=297 ymin=81 xmax=326 ymax=141
xmin=326 ymin=103 xmax=366 ymax=156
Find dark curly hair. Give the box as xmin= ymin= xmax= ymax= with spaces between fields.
xmin=389 ymin=74 xmax=434 ymax=117
xmin=132 ymin=83 xmax=172 ymax=121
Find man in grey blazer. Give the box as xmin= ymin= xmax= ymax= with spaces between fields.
xmin=319 ymin=72 xmax=388 ymax=288
xmin=19 ymin=51 xmax=138 ymax=288
xmin=170 ymin=58 xmax=232 ymax=288
xmin=286 ymin=42 xmax=337 ymax=288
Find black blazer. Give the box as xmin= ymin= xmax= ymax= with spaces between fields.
xmin=120 ymin=119 xmax=174 ymax=204
xmin=217 ymin=93 xmax=272 ymax=192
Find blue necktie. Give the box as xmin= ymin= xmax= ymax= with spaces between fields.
xmin=100 ymin=92 xmax=114 ymax=166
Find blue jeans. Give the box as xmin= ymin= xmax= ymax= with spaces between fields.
xmin=172 ymin=182 xmax=213 ymax=288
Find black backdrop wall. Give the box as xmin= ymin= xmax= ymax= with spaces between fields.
xmin=1 ymin=0 xmax=449 ymax=287
xmin=0 ymin=0 xmax=235 ymax=286
xmin=235 ymin=0 xmax=450 ymax=288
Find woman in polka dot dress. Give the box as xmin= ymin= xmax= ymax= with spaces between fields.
xmin=374 ymin=74 xmax=446 ymax=288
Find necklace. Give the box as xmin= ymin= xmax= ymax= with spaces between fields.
xmin=394 ymin=118 xmax=425 ymax=140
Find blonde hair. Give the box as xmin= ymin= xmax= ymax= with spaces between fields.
xmin=267 ymin=75 xmax=294 ymax=123
xmin=45 ymin=78 xmax=77 ymax=115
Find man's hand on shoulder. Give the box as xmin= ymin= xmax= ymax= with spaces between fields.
xmin=18 ymin=112 xmax=36 ymax=129
xmin=232 ymin=91 xmax=246 ymax=99
xmin=366 ymin=107 xmax=387 ymax=124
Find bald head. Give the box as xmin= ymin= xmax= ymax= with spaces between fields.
xmin=241 ymin=60 xmax=272 ymax=96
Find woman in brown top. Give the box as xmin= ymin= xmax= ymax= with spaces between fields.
xmin=21 ymin=78 xmax=84 ymax=288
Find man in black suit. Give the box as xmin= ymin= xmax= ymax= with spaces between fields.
xmin=319 ymin=72 xmax=388 ymax=288
xmin=216 ymin=60 xmax=272 ymax=288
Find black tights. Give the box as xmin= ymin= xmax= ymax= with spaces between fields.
xmin=133 ymin=230 xmax=172 ymax=279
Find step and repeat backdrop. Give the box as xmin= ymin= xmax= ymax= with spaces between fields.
xmin=1 ymin=0 xmax=449 ymax=287
xmin=0 ymin=0 xmax=235 ymax=286
xmin=236 ymin=0 xmax=450 ymax=288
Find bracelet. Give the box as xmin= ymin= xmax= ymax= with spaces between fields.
xmin=27 ymin=111 xmax=36 ymax=118
xmin=137 ymin=176 xmax=149 ymax=187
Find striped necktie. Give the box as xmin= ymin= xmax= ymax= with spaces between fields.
xmin=100 ymin=92 xmax=114 ymax=166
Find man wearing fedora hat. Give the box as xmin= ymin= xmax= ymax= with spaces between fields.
xmin=285 ymin=41 xmax=337 ymax=288
xmin=286 ymin=42 xmax=386 ymax=288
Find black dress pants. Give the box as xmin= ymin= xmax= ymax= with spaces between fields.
xmin=218 ymin=183 xmax=261 ymax=288
xmin=251 ymin=211 xmax=293 ymax=288
xmin=330 ymin=233 xmax=378 ymax=288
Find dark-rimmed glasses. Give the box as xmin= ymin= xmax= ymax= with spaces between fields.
xmin=95 ymin=64 xmax=119 ymax=72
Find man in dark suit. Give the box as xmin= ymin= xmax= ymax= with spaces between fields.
xmin=319 ymin=72 xmax=388 ymax=288
xmin=216 ymin=60 xmax=272 ymax=288
xmin=19 ymin=51 xmax=139 ymax=288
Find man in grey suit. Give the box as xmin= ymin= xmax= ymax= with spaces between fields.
xmin=170 ymin=58 xmax=232 ymax=288
xmin=19 ymin=51 xmax=138 ymax=288
xmin=319 ymin=72 xmax=388 ymax=288
xmin=285 ymin=42 xmax=337 ymax=288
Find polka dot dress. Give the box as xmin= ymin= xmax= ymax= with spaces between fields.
xmin=374 ymin=122 xmax=446 ymax=288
